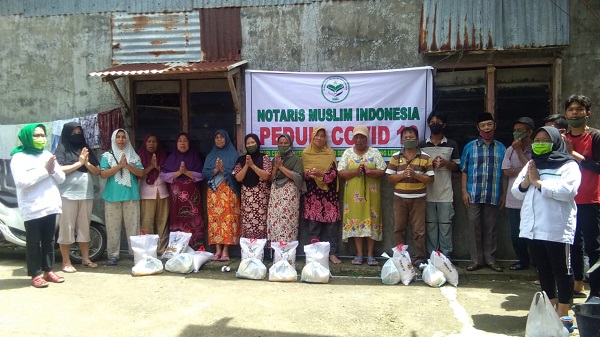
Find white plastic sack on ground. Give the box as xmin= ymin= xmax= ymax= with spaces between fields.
xmin=422 ymin=260 xmax=446 ymax=287
xmin=430 ymin=251 xmax=459 ymax=286
xmin=165 ymin=253 xmax=194 ymax=274
xmin=271 ymin=241 xmax=299 ymax=265
xmin=236 ymin=257 xmax=267 ymax=280
xmin=131 ymin=256 xmax=164 ymax=276
xmin=190 ymin=251 xmax=214 ymax=272
xmin=301 ymin=261 xmax=330 ymax=283
xmin=392 ymin=244 xmax=417 ymax=285
xmin=130 ymin=234 xmax=159 ymax=265
xmin=268 ymin=259 xmax=298 ymax=282
xmin=525 ymin=291 xmax=569 ymax=337
xmin=240 ymin=238 xmax=267 ymax=261
xmin=380 ymin=252 xmax=401 ymax=285
xmin=161 ymin=232 xmax=192 ymax=260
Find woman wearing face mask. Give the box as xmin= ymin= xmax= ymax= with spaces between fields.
xmin=203 ymin=130 xmax=240 ymax=261
xmin=511 ymin=126 xmax=580 ymax=321
xmin=10 ymin=124 xmax=66 ymax=287
xmin=100 ymin=129 xmax=144 ymax=266
xmin=161 ymin=133 xmax=205 ymax=249
xmin=266 ymin=134 xmax=305 ymax=243
xmin=233 ymin=134 xmax=272 ymax=242
xmin=54 ymin=122 xmax=101 ymax=272
xmin=137 ymin=134 xmax=169 ymax=255
xmin=302 ymin=126 xmax=342 ymax=264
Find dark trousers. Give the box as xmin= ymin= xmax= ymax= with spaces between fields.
xmin=24 ymin=214 xmax=57 ymax=277
xmin=308 ymin=220 xmax=340 ymax=255
xmin=466 ymin=203 xmax=499 ymax=265
xmin=508 ymin=208 xmax=530 ymax=266
xmin=528 ymin=239 xmax=573 ymax=304
xmin=571 ymin=203 xmax=600 ymax=297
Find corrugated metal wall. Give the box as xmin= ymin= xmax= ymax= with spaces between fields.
xmin=0 ymin=0 xmax=347 ymax=16
xmin=420 ymin=0 xmax=569 ymax=52
xmin=200 ymin=7 xmax=242 ymax=61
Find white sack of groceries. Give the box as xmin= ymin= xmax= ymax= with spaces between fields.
xmin=392 ymin=244 xmax=417 ymax=285
xmin=422 ymin=260 xmax=447 ymax=287
xmin=268 ymin=259 xmax=298 ymax=282
xmin=271 ymin=241 xmax=299 ymax=265
xmin=301 ymin=240 xmax=331 ymax=283
xmin=161 ymin=231 xmax=192 ymax=260
xmin=130 ymin=234 xmax=159 ymax=264
xmin=236 ymin=238 xmax=267 ymax=280
xmin=165 ymin=253 xmax=194 ymax=274
xmin=380 ymin=252 xmax=401 ymax=285
xmin=131 ymin=256 xmax=164 ymax=276
xmin=430 ymin=251 xmax=459 ymax=286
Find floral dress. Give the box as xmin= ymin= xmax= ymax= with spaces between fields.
xmin=302 ymin=165 xmax=340 ymax=224
xmin=207 ymin=181 xmax=240 ymax=245
xmin=338 ymin=147 xmax=387 ymax=242
xmin=267 ymin=180 xmax=301 ymax=242
xmin=168 ymin=178 xmax=204 ymax=248
xmin=233 ymin=157 xmax=272 ymax=239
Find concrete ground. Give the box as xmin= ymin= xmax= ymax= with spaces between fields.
xmin=0 ymin=248 xmax=587 ymax=337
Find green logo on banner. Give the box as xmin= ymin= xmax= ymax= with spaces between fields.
xmin=321 ymin=76 xmax=350 ymax=103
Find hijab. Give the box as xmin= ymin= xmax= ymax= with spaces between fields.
xmin=273 ymin=134 xmax=305 ymax=190
xmin=235 ymin=133 xmax=265 ymax=188
xmin=302 ymin=126 xmax=337 ymax=191
xmin=162 ymin=132 xmax=204 ymax=174
xmin=137 ymin=133 xmax=167 ymax=185
xmin=203 ymin=129 xmax=240 ymax=193
xmin=11 ymin=123 xmax=45 ymax=156
xmin=54 ymin=122 xmax=99 ymax=172
xmin=102 ymin=129 xmax=142 ymax=187
xmin=532 ymin=126 xmax=576 ymax=170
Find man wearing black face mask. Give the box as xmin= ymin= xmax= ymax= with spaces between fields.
xmin=419 ymin=112 xmax=460 ymax=260
xmin=460 ymin=112 xmax=506 ymax=272
xmin=563 ymin=94 xmax=600 ymax=300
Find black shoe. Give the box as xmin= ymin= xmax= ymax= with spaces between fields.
xmin=509 ymin=262 xmax=528 ymax=270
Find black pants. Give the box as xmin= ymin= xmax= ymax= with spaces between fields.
xmin=571 ymin=203 xmax=600 ymax=297
xmin=24 ymin=214 xmax=57 ymax=277
xmin=529 ymin=239 xmax=573 ymax=304
xmin=307 ymin=220 xmax=339 ymax=255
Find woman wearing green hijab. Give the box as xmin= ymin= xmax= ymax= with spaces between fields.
xmin=10 ymin=123 xmax=66 ymax=288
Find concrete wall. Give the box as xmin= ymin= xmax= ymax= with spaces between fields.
xmin=1 ymin=0 xmax=598 ymax=260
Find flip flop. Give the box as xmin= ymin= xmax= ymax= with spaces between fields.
xmin=367 ymin=257 xmax=379 ymax=266
xmin=351 ymin=257 xmax=364 ymax=265
xmin=82 ymin=261 xmax=98 ymax=269
xmin=220 ymin=255 xmax=230 ymax=261
xmin=212 ymin=253 xmax=222 ymax=261
xmin=62 ymin=265 xmax=77 ymax=273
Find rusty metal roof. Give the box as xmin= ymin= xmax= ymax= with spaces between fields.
xmin=89 ymin=60 xmax=247 ymax=77
xmin=419 ymin=0 xmax=569 ymax=53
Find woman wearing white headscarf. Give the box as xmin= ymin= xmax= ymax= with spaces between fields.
xmin=100 ymin=129 xmax=144 ymax=266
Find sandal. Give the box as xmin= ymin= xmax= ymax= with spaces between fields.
xmin=82 ymin=261 xmax=98 ymax=269
xmin=212 ymin=253 xmax=222 ymax=261
xmin=31 ymin=275 xmax=49 ymax=288
xmin=106 ymin=257 xmax=119 ymax=266
xmin=367 ymin=257 xmax=379 ymax=266
xmin=351 ymin=257 xmax=364 ymax=265
xmin=573 ymin=290 xmax=587 ymax=298
xmin=487 ymin=262 xmax=503 ymax=272
xmin=466 ymin=262 xmax=482 ymax=271
xmin=220 ymin=255 xmax=230 ymax=261
xmin=62 ymin=265 xmax=77 ymax=273
xmin=43 ymin=271 xmax=65 ymax=283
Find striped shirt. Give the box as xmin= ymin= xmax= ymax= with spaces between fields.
xmin=386 ymin=149 xmax=434 ymax=198
xmin=460 ymin=138 xmax=506 ymax=206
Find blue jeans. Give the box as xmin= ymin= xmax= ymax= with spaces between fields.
xmin=508 ymin=208 xmax=530 ymax=266
xmin=425 ymin=202 xmax=455 ymax=257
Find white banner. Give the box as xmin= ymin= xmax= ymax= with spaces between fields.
xmin=245 ymin=67 xmax=433 ymax=158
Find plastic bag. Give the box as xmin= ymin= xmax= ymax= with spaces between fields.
xmin=392 ymin=244 xmax=417 ymax=285
xmin=525 ymin=291 xmax=569 ymax=337
xmin=130 ymin=234 xmax=159 ymax=265
xmin=268 ymin=259 xmax=298 ymax=282
xmin=272 ymin=241 xmax=299 ymax=265
xmin=240 ymin=238 xmax=267 ymax=261
xmin=131 ymin=256 xmax=164 ymax=276
xmin=301 ymin=261 xmax=331 ymax=283
xmin=190 ymin=251 xmax=214 ymax=272
xmin=165 ymin=253 xmax=194 ymax=274
xmin=304 ymin=240 xmax=330 ymax=267
xmin=236 ymin=257 xmax=267 ymax=280
xmin=380 ymin=252 xmax=401 ymax=285
xmin=422 ymin=260 xmax=446 ymax=287
xmin=161 ymin=231 xmax=192 ymax=260
xmin=430 ymin=251 xmax=459 ymax=286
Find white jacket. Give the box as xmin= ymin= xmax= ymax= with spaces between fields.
xmin=10 ymin=151 xmax=65 ymax=221
xmin=510 ymin=160 xmax=581 ymax=244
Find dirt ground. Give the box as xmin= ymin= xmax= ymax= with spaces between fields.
xmin=0 ymin=248 xmax=586 ymax=337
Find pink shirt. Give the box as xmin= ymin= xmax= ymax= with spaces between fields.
xmin=138 ymin=174 xmax=169 ymax=200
